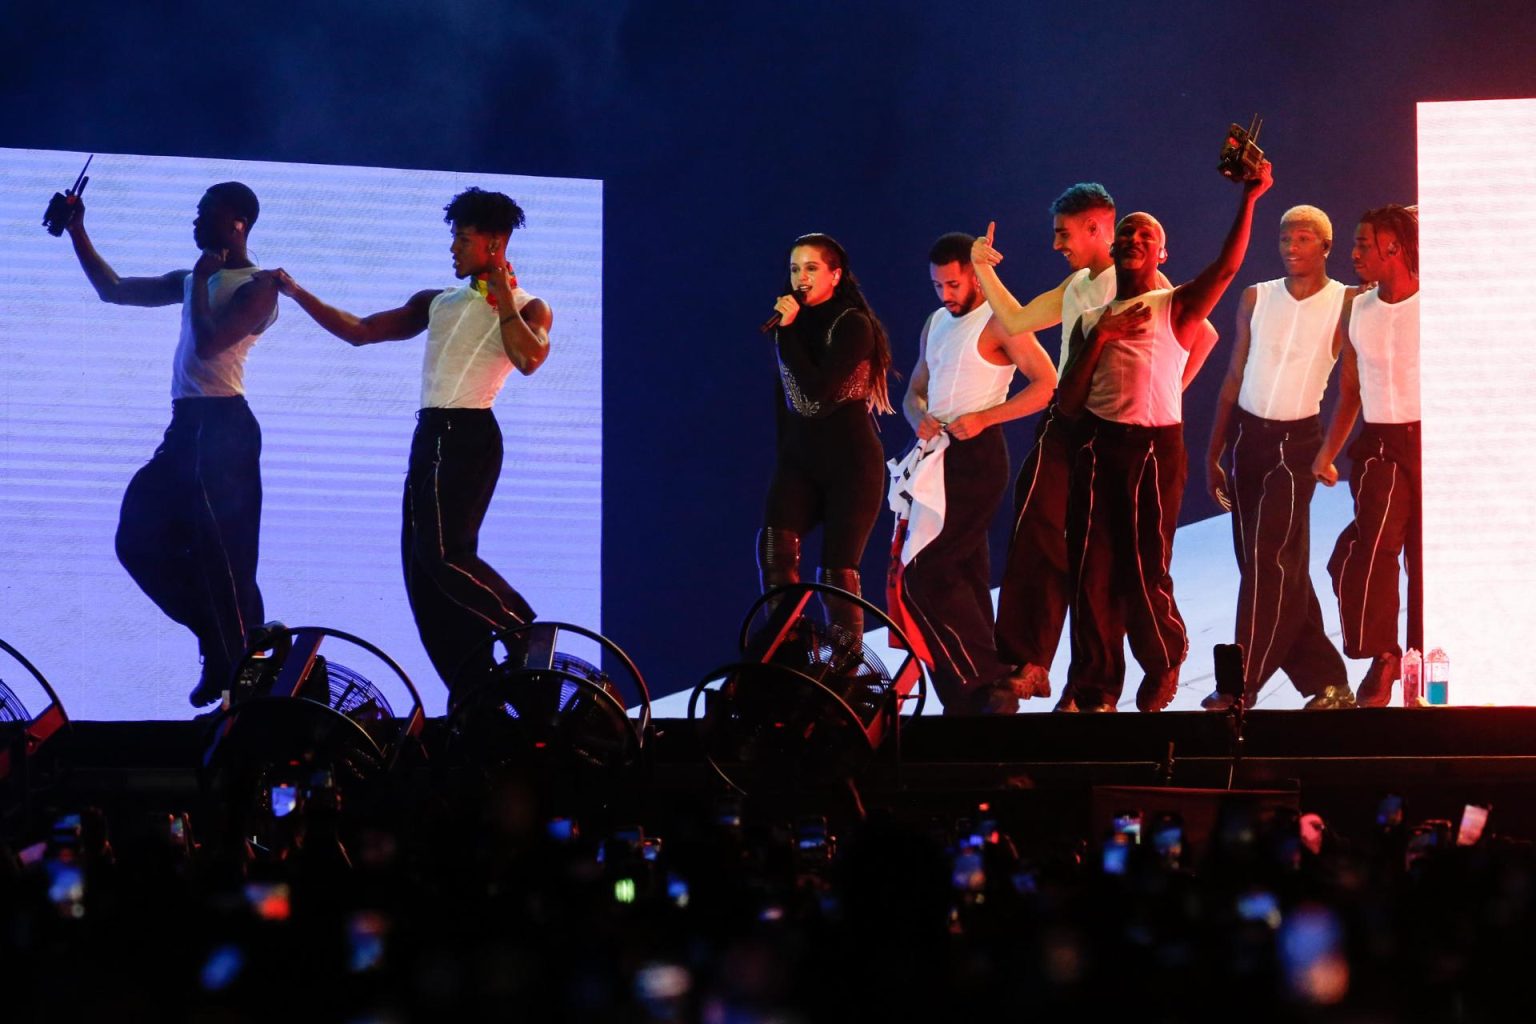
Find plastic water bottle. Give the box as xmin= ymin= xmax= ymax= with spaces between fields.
xmin=1426 ymin=648 xmax=1450 ymax=705
xmin=1401 ymin=648 xmax=1423 ymax=706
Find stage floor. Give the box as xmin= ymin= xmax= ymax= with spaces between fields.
xmin=26 ymin=705 xmax=1536 ymax=841
xmin=646 ymin=485 xmax=1429 ymax=716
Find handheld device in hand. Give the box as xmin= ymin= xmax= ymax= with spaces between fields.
xmin=42 ymin=154 xmax=94 ymax=236
xmin=1218 ymin=116 xmax=1264 ymax=182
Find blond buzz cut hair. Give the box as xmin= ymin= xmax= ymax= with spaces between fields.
xmin=1280 ymin=205 xmax=1334 ymax=247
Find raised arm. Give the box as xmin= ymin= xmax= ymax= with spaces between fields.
xmin=1206 ymin=285 xmax=1257 ymax=508
xmin=1171 ymin=161 xmax=1273 ymax=340
xmin=971 ymin=222 xmax=1068 ymax=336
xmin=63 ymin=202 xmax=186 ymax=307
xmin=945 ymin=317 xmax=1058 ymax=440
xmin=1312 ymin=293 xmax=1361 ymax=486
xmin=260 ymin=268 xmax=434 ymax=345
xmin=187 ymin=250 xmax=280 ymax=358
xmin=902 ymin=314 xmax=942 ymax=439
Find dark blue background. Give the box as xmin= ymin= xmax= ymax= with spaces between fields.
xmin=4 ymin=1 xmax=1533 ymax=699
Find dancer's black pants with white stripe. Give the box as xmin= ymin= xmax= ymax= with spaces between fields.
xmin=116 ymin=396 xmax=265 ymax=685
xmin=1226 ymin=409 xmax=1347 ymax=696
xmin=1326 ymin=420 xmax=1422 ymax=659
xmin=404 ymin=408 xmax=535 ymax=689
xmin=994 ymin=404 xmax=1074 ymax=670
xmin=1065 ymin=416 xmax=1188 ymax=705
xmin=902 ymin=426 xmax=1010 ymax=712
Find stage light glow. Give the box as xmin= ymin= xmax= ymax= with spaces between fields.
xmin=0 ymin=149 xmax=602 ymax=718
xmin=1418 ymin=98 xmax=1536 ymax=706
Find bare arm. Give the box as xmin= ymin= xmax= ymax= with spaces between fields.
xmin=1312 ymin=293 xmax=1361 ymax=486
xmin=971 ymin=224 xmax=1068 ymax=335
xmin=187 ymin=252 xmax=280 ymax=358
xmin=1152 ymin=268 xmax=1219 ymax=384
xmin=485 ymin=266 xmax=550 ymax=375
xmin=503 ymin=296 xmax=552 ymax=375
xmin=1171 ymin=161 xmax=1273 ymax=341
xmin=1205 ymin=285 xmax=1257 ymax=508
xmin=1181 ymin=318 xmax=1223 ymax=388
xmin=946 ymin=316 xmax=1058 ymax=440
xmin=261 ymin=268 xmax=434 ymax=345
xmin=64 ymin=205 xmax=185 ymax=307
xmin=902 ymin=314 xmax=942 ymax=439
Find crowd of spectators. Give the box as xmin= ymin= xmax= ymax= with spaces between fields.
xmin=1 ymin=767 xmax=1529 ymax=1022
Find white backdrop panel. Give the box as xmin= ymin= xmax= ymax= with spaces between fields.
xmin=0 ymin=148 xmax=602 ymax=719
xmin=1418 ymin=99 xmax=1536 ymax=705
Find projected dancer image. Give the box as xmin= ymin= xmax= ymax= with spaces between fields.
xmin=1203 ymin=206 xmax=1356 ymax=711
xmin=972 ymin=185 xmax=1213 ymax=708
xmin=759 ymin=233 xmax=894 ymax=647
xmin=1055 ymin=161 xmax=1272 ymax=712
xmin=57 ymin=182 xmax=279 ymax=708
xmin=262 ymin=188 xmax=551 ymax=695
xmin=894 ymin=232 xmax=1056 ymax=714
xmin=1313 ymin=205 xmax=1421 ymax=707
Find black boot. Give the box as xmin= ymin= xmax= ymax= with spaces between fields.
xmin=756 ymin=529 xmax=804 ymax=648
xmin=817 ymin=566 xmax=864 ymax=668
xmin=757 ymin=527 xmax=802 ymax=592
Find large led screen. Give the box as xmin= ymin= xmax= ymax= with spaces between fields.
xmin=1418 ymin=98 xmax=1536 ymax=705
xmin=0 ymin=148 xmax=602 ymax=719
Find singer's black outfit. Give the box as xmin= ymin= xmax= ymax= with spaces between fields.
xmin=115 ymin=396 xmax=265 ymax=693
xmin=759 ymin=298 xmax=884 ymax=634
xmin=403 ymin=407 xmax=536 ymax=690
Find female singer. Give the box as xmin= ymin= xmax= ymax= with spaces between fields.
xmin=758 ymin=233 xmax=893 ymax=645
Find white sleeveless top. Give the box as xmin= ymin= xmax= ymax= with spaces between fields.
xmin=421 ymin=283 xmax=533 ymax=409
xmin=171 ymin=265 xmax=276 ymax=399
xmin=1237 ymin=277 xmax=1346 ymax=421
xmin=1349 ymin=288 xmax=1420 ymax=423
xmin=1059 ymin=265 xmax=1117 ymax=373
xmin=1079 ymin=288 xmax=1188 ymax=426
xmin=922 ymin=301 xmax=1014 ymax=422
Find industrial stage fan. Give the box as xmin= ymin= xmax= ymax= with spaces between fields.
xmin=687 ymin=582 xmax=928 ymax=795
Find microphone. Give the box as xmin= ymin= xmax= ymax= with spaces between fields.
xmin=759 ymin=290 xmax=807 ymax=335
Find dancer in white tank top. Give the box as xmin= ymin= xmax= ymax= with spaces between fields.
xmin=264 ymin=188 xmax=552 ymax=697
xmin=896 ymin=232 xmax=1056 ymax=715
xmin=1203 ymin=206 xmax=1354 ymax=711
xmin=970 ymin=185 xmax=1219 ymax=708
xmin=1313 ymin=205 xmax=1422 ymax=707
xmin=1056 ymin=160 xmax=1273 ymax=713
xmin=59 ymin=181 xmax=280 ymax=709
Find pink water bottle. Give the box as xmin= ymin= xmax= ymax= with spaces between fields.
xmin=1401 ymin=648 xmax=1423 ymax=706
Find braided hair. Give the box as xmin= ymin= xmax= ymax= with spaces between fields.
xmin=786 ymin=233 xmax=895 ymax=414
xmin=1360 ymin=204 xmax=1418 ymax=278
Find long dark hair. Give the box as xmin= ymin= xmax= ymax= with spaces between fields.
xmin=784 ymin=232 xmax=894 ymax=414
